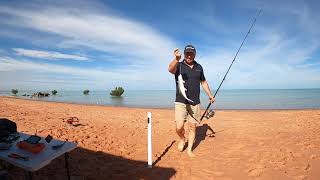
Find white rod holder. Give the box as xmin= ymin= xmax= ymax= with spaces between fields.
xmin=147 ymin=112 xmax=152 ymax=168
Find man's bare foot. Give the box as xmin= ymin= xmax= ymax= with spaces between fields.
xmin=177 ymin=138 xmax=185 ymax=152
xmin=187 ymin=150 xmax=195 ymax=158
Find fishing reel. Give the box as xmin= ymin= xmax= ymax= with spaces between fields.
xmin=204 ymin=109 xmax=215 ymax=119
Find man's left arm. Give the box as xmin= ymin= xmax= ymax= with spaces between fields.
xmin=201 ymin=81 xmax=215 ymax=103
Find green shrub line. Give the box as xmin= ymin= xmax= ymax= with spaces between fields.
xmin=11 ymin=89 xmax=18 ymax=95
xmin=52 ymin=90 xmax=58 ymax=95
xmin=110 ymin=87 xmax=124 ymax=97
xmin=83 ymin=89 xmax=90 ymax=95
xmin=9 ymin=88 xmax=126 ymax=98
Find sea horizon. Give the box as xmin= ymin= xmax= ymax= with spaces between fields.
xmin=1 ymin=88 xmax=320 ymax=110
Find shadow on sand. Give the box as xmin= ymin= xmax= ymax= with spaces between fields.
xmin=153 ymin=140 xmax=176 ymax=166
xmin=192 ymin=123 xmax=215 ymax=151
xmin=2 ymin=147 xmax=177 ymax=180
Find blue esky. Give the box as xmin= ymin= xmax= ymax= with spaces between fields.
xmin=0 ymin=0 xmax=319 ymax=90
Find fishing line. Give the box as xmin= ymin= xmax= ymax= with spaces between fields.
xmin=200 ymin=8 xmax=263 ymax=122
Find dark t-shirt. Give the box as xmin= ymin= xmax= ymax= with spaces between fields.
xmin=175 ymin=60 xmax=206 ymax=105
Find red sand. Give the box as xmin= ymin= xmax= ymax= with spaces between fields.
xmin=0 ymin=97 xmax=319 ymax=179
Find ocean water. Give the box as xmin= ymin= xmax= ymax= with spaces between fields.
xmin=0 ymin=89 xmax=320 ymax=110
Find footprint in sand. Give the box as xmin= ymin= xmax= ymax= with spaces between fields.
xmin=213 ymin=171 xmax=225 ymax=176
xmin=294 ymin=175 xmax=307 ymax=180
xmin=247 ymin=168 xmax=264 ymax=177
xmin=247 ymin=165 xmax=265 ymax=177
xmin=310 ymin=154 xmax=320 ymax=160
xmin=304 ymin=163 xmax=311 ymax=171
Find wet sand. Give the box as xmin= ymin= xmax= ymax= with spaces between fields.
xmin=0 ymin=97 xmax=319 ymax=179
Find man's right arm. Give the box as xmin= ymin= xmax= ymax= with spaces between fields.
xmin=168 ymin=48 xmax=181 ymax=74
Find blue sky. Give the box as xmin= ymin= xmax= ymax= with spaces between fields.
xmin=0 ymin=0 xmax=319 ymax=90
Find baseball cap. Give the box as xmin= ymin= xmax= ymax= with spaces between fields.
xmin=184 ymin=44 xmax=196 ymax=54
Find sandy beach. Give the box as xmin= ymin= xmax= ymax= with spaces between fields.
xmin=0 ymin=96 xmax=319 ymax=180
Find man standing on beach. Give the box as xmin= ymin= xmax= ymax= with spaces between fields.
xmin=168 ymin=44 xmax=215 ymax=157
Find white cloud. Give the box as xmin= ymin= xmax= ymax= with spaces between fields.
xmin=13 ymin=48 xmax=88 ymax=61
xmin=0 ymin=3 xmax=176 ymax=65
xmin=296 ymin=62 xmax=320 ymax=69
xmin=0 ymin=56 xmax=175 ymax=90
xmin=0 ymin=0 xmax=319 ymax=90
xmin=240 ymin=0 xmax=320 ymax=36
xmin=0 ymin=1 xmax=178 ymax=90
xmin=198 ymin=26 xmax=320 ymax=89
xmin=0 ymin=56 xmax=132 ymax=79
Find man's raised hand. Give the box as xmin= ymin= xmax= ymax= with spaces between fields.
xmin=174 ymin=48 xmax=181 ymax=61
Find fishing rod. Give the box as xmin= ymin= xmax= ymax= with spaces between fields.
xmin=200 ymin=9 xmax=262 ymax=123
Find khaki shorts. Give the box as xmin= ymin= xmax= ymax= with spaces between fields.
xmin=175 ymin=102 xmax=201 ymax=124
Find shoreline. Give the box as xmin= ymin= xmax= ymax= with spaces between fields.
xmin=1 ymin=95 xmax=319 ymax=111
